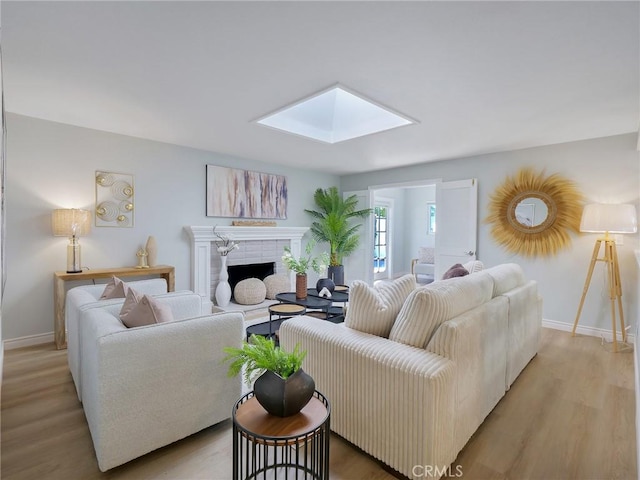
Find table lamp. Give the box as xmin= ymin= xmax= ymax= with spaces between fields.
xmin=572 ymin=203 xmax=637 ymax=352
xmin=52 ymin=208 xmax=91 ymax=273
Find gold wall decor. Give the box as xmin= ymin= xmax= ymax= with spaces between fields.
xmin=485 ymin=168 xmax=583 ymax=257
xmin=95 ymin=171 xmax=134 ymax=227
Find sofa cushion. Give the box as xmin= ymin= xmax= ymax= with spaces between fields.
xmin=234 ymin=278 xmax=267 ymax=305
xmin=484 ymin=263 xmax=525 ymax=297
xmin=263 ymin=274 xmax=290 ymax=300
xmin=442 ymin=264 xmax=469 ymax=280
xmin=120 ymin=293 xmax=174 ymax=328
xmin=389 ymin=272 xmax=494 ymax=348
xmin=345 ymin=274 xmax=416 ymax=337
xmin=100 ymin=276 xmax=129 ymax=299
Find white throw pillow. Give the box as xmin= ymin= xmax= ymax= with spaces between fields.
xmin=344 ymin=274 xmax=416 ymax=337
xmin=389 ymin=272 xmax=494 ymax=348
xmin=418 ymin=247 xmax=435 ymax=264
xmin=462 ymin=260 xmax=484 ymax=274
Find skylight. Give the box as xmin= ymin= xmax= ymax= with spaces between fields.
xmin=255 ymin=85 xmax=416 ymax=144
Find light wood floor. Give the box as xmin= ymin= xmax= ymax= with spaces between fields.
xmin=1 ymin=328 xmax=636 ymax=480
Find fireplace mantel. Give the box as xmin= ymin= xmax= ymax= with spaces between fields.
xmin=185 ymin=226 xmax=309 ymax=311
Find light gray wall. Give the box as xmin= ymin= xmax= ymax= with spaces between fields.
xmin=342 ymin=134 xmax=640 ymax=332
xmin=3 ymin=113 xmax=339 ymax=340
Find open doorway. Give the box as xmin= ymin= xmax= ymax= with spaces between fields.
xmin=372 ymin=184 xmax=436 ymax=281
xmin=373 ymin=200 xmax=392 ymax=281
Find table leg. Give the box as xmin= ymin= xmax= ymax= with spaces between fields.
xmin=53 ymin=276 xmax=66 ymax=349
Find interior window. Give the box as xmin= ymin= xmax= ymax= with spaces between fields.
xmin=428 ymin=203 xmax=436 ymax=234
xmin=373 ymin=205 xmax=388 ymax=277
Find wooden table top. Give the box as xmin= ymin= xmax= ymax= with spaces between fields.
xmin=235 ymin=396 xmax=328 ymax=438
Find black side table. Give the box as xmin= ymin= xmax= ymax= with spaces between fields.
xmin=245 ymin=303 xmax=307 ymax=341
xmin=232 ymin=391 xmax=331 ymax=479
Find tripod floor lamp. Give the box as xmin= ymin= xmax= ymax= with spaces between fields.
xmin=572 ymin=203 xmax=637 ymax=352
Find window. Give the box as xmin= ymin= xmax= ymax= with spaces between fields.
xmin=428 ymin=203 xmax=436 ymax=235
xmin=374 ymin=206 xmax=388 ymax=275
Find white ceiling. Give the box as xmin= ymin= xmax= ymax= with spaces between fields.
xmin=3 ymin=1 xmax=639 ymax=175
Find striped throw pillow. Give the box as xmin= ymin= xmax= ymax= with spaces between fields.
xmin=345 ymin=274 xmax=416 ymax=337
xmin=389 ymin=273 xmax=493 ymax=348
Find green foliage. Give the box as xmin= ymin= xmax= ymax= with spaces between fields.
xmin=305 ymin=187 xmax=372 ymax=266
xmin=223 ymin=334 xmax=307 ymax=385
xmin=281 ymin=240 xmax=330 ymax=275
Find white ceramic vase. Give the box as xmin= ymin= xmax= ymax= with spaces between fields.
xmin=145 ymin=236 xmax=158 ymax=267
xmin=215 ymin=255 xmax=232 ymax=307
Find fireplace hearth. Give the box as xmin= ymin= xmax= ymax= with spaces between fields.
xmin=228 ymin=262 xmax=276 ymax=295
xmin=186 ymin=226 xmax=309 ymax=312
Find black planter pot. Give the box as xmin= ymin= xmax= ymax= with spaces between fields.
xmin=253 ymin=369 xmax=315 ymax=417
xmin=327 ymin=265 xmax=344 ymax=286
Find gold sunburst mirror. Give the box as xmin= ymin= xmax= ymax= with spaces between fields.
xmin=486 ymin=168 xmax=583 ymax=257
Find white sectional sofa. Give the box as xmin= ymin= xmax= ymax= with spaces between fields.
xmin=280 ymin=263 xmax=541 ymax=479
xmin=66 ymin=278 xmax=169 ymax=400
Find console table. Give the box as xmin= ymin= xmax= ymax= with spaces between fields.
xmin=232 ymin=390 xmax=330 ymax=479
xmin=53 ymin=265 xmax=175 ymax=349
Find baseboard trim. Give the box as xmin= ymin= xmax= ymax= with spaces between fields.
xmin=543 ymin=318 xmax=635 ymax=344
xmin=4 ymin=332 xmax=54 ymax=350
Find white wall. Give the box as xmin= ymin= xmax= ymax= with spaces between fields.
xmin=3 ymin=113 xmax=340 ymax=341
xmin=342 ymin=134 xmax=640 ymax=333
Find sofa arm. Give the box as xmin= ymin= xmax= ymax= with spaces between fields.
xmin=66 ymin=292 xmax=128 ymax=400
xmin=280 ymin=316 xmax=456 ymax=479
xmin=426 ymin=296 xmax=508 ymax=454
xmin=80 ymin=311 xmax=244 ymax=471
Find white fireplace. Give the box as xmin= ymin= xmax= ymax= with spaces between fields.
xmin=185 ymin=226 xmax=309 ymax=312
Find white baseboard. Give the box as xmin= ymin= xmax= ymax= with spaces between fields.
xmin=3 ymin=332 xmax=54 ymax=350
xmin=543 ymin=318 xmax=635 ymax=344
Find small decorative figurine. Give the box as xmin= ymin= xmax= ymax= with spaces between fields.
xmin=136 ymin=248 xmax=149 ymax=269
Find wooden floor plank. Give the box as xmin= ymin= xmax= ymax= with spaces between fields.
xmin=2 ymin=328 xmax=636 ymax=480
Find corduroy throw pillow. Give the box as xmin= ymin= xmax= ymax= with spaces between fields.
xmin=344 ymin=274 xmax=416 ymax=338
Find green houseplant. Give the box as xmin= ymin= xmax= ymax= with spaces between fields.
xmin=223 ymin=334 xmax=315 ymax=417
xmin=305 ymin=187 xmax=372 ymax=284
xmin=282 ymin=240 xmax=330 ymax=298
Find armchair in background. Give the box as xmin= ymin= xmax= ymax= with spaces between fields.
xmin=411 ymin=246 xmax=435 ymax=280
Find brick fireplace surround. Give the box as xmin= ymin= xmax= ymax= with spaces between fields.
xmin=186 ymin=226 xmax=309 ymax=312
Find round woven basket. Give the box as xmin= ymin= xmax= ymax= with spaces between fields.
xmin=263 ymin=274 xmax=291 ymax=300
xmin=233 ymin=278 xmax=266 ymax=305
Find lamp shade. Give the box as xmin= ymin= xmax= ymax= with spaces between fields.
xmin=52 ymin=209 xmax=91 ymax=237
xmin=580 ymin=204 xmax=638 ymax=234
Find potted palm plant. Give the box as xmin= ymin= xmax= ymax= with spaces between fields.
xmin=223 ymin=334 xmax=315 ymax=417
xmin=305 ymin=187 xmax=372 ymax=285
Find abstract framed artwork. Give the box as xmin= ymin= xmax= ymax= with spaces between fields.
xmin=206 ymin=165 xmax=287 ymax=219
xmin=95 ymin=171 xmax=134 ymax=227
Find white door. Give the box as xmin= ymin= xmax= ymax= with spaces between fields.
xmin=434 ymin=179 xmax=478 ymax=279
xmin=342 ymin=190 xmax=374 ymax=286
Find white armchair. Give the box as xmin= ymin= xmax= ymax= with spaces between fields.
xmin=411 ymin=246 xmax=435 ymax=278
xmin=66 ymin=278 xmax=169 ymax=400
xmin=79 ymin=294 xmax=244 ymax=471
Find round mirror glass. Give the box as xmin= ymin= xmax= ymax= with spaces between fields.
xmin=514 ymin=197 xmax=548 ymax=227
